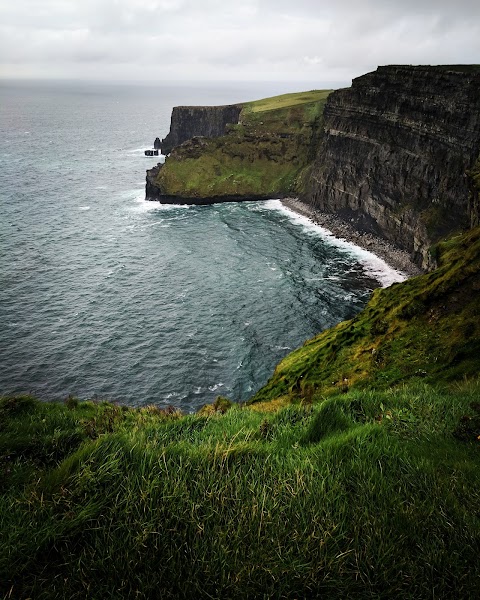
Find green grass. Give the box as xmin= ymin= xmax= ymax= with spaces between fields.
xmin=2 ymin=207 xmax=479 ymax=600
xmin=243 ymin=90 xmax=331 ymax=113
xmin=1 ymin=381 xmax=479 ymax=599
xmin=154 ymin=90 xmax=331 ymax=200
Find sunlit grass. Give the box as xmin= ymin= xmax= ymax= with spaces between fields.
xmin=1 ymin=380 xmax=479 ymax=599
xmin=243 ymin=89 xmax=332 ymax=113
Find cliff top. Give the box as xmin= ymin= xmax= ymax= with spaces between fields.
xmin=243 ymin=89 xmax=331 ymax=113
xmin=150 ymin=89 xmax=331 ymax=200
xmin=171 ymin=89 xmax=331 ymax=114
xmin=381 ymin=64 xmax=480 ymax=73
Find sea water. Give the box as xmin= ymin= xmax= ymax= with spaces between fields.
xmin=0 ymin=80 xmax=404 ymax=411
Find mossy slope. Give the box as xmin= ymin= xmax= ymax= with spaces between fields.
xmin=153 ymin=90 xmax=330 ymax=200
xmin=250 ymin=226 xmax=480 ymax=404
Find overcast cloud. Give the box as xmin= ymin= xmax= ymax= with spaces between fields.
xmin=0 ymin=0 xmax=479 ymax=84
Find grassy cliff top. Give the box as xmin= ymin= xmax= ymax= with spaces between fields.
xmin=243 ymin=89 xmax=332 ymax=113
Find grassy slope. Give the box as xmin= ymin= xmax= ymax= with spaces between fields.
xmin=1 ymin=228 xmax=480 ymax=599
xmin=154 ymin=90 xmax=331 ymax=199
xmin=250 ymin=226 xmax=480 ymax=405
xmin=1 ymin=388 xmax=479 ymax=599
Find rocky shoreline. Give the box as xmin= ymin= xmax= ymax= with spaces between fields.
xmin=281 ymin=198 xmax=423 ymax=279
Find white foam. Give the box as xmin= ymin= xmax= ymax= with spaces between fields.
xmin=130 ymin=194 xmax=191 ymax=213
xmin=208 ymin=382 xmax=224 ymax=392
xmin=263 ymin=199 xmax=406 ymax=287
xmin=78 ymin=206 xmax=91 ymax=211
xmin=129 ymin=147 xmax=149 ymax=153
xmin=127 ymin=147 xmax=166 ymax=162
xmin=141 ymin=221 xmax=166 ymax=228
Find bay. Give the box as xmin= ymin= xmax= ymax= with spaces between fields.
xmin=0 ymin=80 xmax=399 ymax=410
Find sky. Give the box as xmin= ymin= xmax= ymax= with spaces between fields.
xmin=0 ymin=0 xmax=479 ymax=86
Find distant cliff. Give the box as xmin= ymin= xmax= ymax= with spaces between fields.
xmin=146 ymin=67 xmax=480 ymax=269
xmin=305 ymin=65 xmax=480 ymax=269
xmin=147 ymin=90 xmax=330 ymax=204
xmin=160 ymin=104 xmax=242 ymax=155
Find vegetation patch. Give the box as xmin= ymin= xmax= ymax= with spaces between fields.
xmin=1 ymin=380 xmax=480 ymax=599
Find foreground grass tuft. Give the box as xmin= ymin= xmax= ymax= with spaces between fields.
xmin=1 ymin=380 xmax=480 ymax=599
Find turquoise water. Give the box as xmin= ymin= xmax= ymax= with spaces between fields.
xmin=0 ymin=81 xmax=401 ymax=410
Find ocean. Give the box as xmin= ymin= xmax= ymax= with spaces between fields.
xmin=0 ymin=80 xmax=404 ymax=411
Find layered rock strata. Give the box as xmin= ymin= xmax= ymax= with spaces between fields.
xmin=306 ymin=65 xmax=480 ymax=269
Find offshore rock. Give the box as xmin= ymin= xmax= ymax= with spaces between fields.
xmin=153 ymin=137 xmax=161 ymax=150
xmin=305 ymin=65 xmax=480 ymax=270
xmin=160 ymin=104 xmax=242 ymax=155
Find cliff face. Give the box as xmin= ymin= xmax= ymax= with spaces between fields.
xmin=306 ymin=66 xmax=480 ymax=269
xmin=160 ymin=104 xmax=242 ymax=155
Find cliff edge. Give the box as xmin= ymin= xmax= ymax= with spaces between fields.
xmin=306 ymin=65 xmax=480 ymax=269
xmin=146 ymin=66 xmax=480 ymax=270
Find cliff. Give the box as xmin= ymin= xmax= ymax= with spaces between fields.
xmin=147 ymin=90 xmax=331 ymax=203
xmin=4 ymin=69 xmax=480 ymax=600
xmin=305 ymin=65 xmax=480 ymax=269
xmin=160 ymin=104 xmax=242 ymax=155
xmin=146 ymin=67 xmax=480 ymax=269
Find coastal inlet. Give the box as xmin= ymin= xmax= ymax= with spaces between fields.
xmin=1 ymin=80 xmax=401 ymax=411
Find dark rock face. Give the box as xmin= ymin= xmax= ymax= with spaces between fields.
xmin=146 ymin=164 xmax=162 ymax=201
xmin=160 ymin=104 xmax=242 ymax=155
xmin=305 ymin=65 xmax=480 ymax=269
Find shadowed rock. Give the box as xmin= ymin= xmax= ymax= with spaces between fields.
xmin=160 ymin=104 xmax=242 ymax=155
xmin=305 ymin=65 xmax=480 ymax=269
